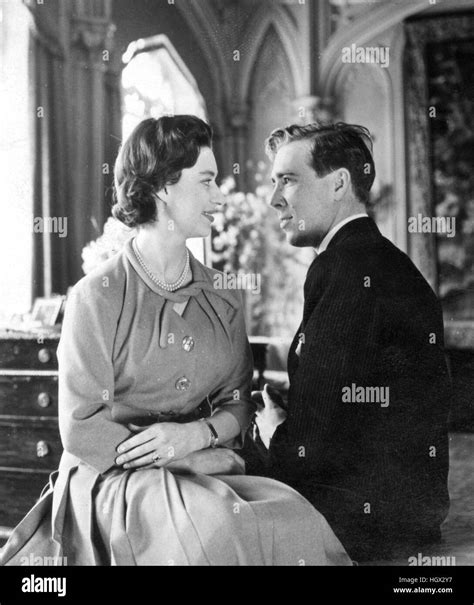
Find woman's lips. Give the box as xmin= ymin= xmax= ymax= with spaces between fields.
xmin=202 ymin=212 xmax=215 ymax=223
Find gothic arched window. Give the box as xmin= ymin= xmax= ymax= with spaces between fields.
xmin=121 ymin=35 xmax=207 ymax=139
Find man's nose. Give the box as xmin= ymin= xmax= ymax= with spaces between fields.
xmin=270 ymin=185 xmax=285 ymax=209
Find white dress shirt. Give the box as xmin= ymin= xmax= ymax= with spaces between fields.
xmin=316 ymin=213 xmax=368 ymax=255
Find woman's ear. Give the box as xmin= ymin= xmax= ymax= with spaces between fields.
xmin=156 ymin=185 xmax=169 ymax=204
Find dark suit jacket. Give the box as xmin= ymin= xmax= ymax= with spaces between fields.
xmin=269 ymin=217 xmax=450 ymax=561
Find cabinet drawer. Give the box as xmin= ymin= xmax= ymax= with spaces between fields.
xmin=0 ymin=419 xmax=62 ymax=471
xmin=0 ymin=470 xmax=51 ymax=529
xmin=0 ymin=339 xmax=58 ymax=370
xmin=0 ymin=375 xmax=58 ymax=417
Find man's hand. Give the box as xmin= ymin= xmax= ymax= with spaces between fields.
xmin=252 ymin=384 xmax=287 ymax=449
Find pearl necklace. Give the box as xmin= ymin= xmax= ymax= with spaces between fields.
xmin=132 ymin=239 xmax=190 ymax=292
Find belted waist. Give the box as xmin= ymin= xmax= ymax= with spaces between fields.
xmin=111 ymin=399 xmax=211 ymax=427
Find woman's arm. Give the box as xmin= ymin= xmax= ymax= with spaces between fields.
xmin=165 ymin=447 xmax=246 ymax=475
xmin=115 ymin=292 xmax=256 ymax=469
xmin=58 ymin=275 xmax=132 ymax=473
xmin=206 ymin=294 xmax=256 ymax=447
xmin=115 ymin=411 xmax=240 ymax=469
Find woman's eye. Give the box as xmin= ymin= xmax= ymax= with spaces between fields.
xmin=203 ymin=180 xmax=212 ymax=187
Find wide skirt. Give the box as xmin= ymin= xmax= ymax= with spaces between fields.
xmin=0 ymin=452 xmax=351 ymax=566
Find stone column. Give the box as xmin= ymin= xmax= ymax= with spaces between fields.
xmin=69 ymin=0 xmax=117 ymax=266
xmin=227 ymin=100 xmax=251 ymax=191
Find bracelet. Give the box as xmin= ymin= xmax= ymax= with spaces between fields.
xmin=200 ymin=418 xmax=219 ymax=448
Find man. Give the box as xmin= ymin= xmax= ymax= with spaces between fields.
xmin=250 ymin=122 xmax=450 ymax=562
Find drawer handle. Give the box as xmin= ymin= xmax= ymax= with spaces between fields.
xmin=37 ymin=392 xmax=52 ymax=408
xmin=36 ymin=440 xmax=50 ymax=458
xmin=38 ymin=348 xmax=51 ymax=364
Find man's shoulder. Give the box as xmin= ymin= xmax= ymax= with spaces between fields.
xmin=320 ymin=235 xmax=425 ymax=282
xmin=309 ymin=236 xmax=437 ymax=310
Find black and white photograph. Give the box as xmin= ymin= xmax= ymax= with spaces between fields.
xmin=0 ymin=0 xmax=473 ymax=601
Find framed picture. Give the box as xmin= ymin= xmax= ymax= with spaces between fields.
xmin=31 ymin=297 xmax=64 ymax=327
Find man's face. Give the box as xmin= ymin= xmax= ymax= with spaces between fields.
xmin=270 ymin=140 xmax=338 ymax=248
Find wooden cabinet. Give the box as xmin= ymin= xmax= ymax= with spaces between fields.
xmin=0 ymin=332 xmax=62 ymax=545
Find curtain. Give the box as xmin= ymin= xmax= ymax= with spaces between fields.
xmin=28 ymin=0 xmax=121 ymax=297
xmin=30 ymin=23 xmax=69 ymax=298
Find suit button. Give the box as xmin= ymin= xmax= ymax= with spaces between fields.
xmin=175 ymin=376 xmax=191 ymax=391
xmin=182 ymin=336 xmax=195 ymax=352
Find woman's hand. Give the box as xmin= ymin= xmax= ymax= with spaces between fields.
xmin=115 ymin=420 xmax=208 ymax=469
xmin=165 ymin=448 xmax=246 ymax=476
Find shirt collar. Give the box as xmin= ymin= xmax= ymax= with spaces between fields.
xmin=316 ymin=213 xmax=369 ymax=255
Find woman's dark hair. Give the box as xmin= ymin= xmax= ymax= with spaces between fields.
xmin=113 ymin=115 xmax=213 ymax=227
xmin=266 ymin=122 xmax=375 ymax=205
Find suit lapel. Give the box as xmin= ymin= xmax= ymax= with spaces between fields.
xmin=288 ymin=218 xmax=381 ymax=375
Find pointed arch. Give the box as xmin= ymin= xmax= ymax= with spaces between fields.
xmin=174 ymin=0 xmax=231 ymax=133
xmin=247 ymin=24 xmax=297 ymax=169
xmin=319 ymin=0 xmax=457 ymax=98
xmin=239 ymin=4 xmax=305 ymax=104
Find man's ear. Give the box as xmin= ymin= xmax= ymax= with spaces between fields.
xmin=333 ymin=168 xmax=351 ymax=200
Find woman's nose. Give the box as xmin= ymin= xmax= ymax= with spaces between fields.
xmin=211 ymin=184 xmax=225 ymax=206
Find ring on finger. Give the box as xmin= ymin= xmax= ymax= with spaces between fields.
xmin=152 ymin=452 xmax=162 ymax=463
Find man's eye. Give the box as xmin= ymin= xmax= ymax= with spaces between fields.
xmin=282 ymin=177 xmax=292 ymax=185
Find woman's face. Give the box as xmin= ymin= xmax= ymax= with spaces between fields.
xmin=161 ymin=146 xmax=223 ymax=239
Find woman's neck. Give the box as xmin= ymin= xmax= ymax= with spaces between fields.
xmin=135 ymin=224 xmax=188 ymax=283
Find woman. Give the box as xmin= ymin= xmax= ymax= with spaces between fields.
xmin=1 ymin=115 xmax=351 ymax=566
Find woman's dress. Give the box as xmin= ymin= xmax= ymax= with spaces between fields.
xmin=0 ymin=240 xmax=351 ymax=566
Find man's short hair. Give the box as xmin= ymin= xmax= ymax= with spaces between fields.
xmin=266 ymin=122 xmax=376 ymax=205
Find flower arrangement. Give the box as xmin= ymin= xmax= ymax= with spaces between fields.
xmin=81 ymin=218 xmax=136 ymax=275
